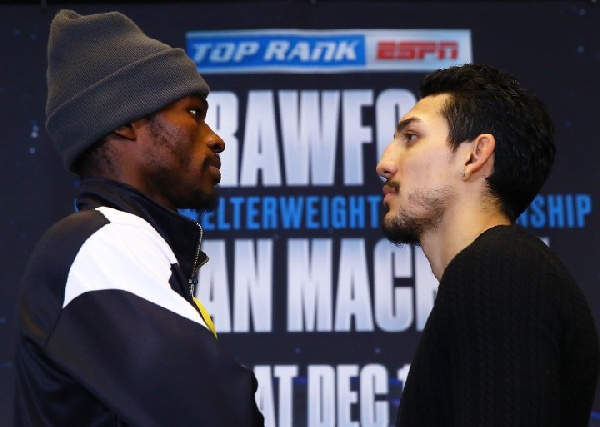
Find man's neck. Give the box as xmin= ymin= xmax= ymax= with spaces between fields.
xmin=419 ymin=206 xmax=511 ymax=281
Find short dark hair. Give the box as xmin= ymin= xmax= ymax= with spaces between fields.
xmin=72 ymin=136 xmax=116 ymax=179
xmin=420 ymin=63 xmax=555 ymax=221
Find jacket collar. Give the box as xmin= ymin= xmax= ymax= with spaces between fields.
xmin=75 ymin=177 xmax=207 ymax=282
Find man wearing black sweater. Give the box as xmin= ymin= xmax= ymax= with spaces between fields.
xmin=376 ymin=64 xmax=599 ymax=426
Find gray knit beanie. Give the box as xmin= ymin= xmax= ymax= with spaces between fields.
xmin=45 ymin=9 xmax=209 ymax=171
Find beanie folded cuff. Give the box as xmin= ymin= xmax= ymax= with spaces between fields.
xmin=46 ymin=47 xmax=209 ymax=171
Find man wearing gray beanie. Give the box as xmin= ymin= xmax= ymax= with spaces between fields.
xmin=14 ymin=9 xmax=265 ymax=427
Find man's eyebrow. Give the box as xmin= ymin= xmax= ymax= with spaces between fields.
xmin=190 ymin=95 xmax=208 ymax=110
xmin=396 ymin=117 xmax=421 ymax=135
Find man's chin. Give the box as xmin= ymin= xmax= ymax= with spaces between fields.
xmin=383 ymin=231 xmax=420 ymax=246
xmin=177 ymin=192 xmax=219 ymax=213
xmin=195 ymin=194 xmax=219 ymax=212
xmin=382 ymin=220 xmax=420 ymax=246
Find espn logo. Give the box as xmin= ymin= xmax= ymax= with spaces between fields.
xmin=365 ymin=30 xmax=471 ymax=71
xmin=376 ymin=41 xmax=459 ymax=60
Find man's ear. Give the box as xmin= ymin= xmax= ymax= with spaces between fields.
xmin=463 ymin=133 xmax=495 ymax=179
xmin=112 ymin=123 xmax=137 ymax=141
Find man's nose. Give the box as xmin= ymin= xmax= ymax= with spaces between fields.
xmin=206 ymin=126 xmax=225 ymax=153
xmin=376 ymin=144 xmax=397 ymax=180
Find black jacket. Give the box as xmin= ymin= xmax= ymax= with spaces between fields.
xmin=14 ymin=178 xmax=265 ymax=427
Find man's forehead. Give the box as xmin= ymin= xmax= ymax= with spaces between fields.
xmin=415 ymin=93 xmax=449 ymax=113
xmin=399 ymin=94 xmax=449 ymax=124
xmin=188 ymin=93 xmax=208 ymax=105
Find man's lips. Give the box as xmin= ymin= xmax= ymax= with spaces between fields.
xmin=382 ymin=184 xmax=397 ymax=201
xmin=209 ymin=165 xmax=221 ymax=181
xmin=206 ymin=157 xmax=221 ymax=183
xmin=205 ymin=155 xmax=221 ymax=169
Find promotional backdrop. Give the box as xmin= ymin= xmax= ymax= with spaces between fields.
xmin=1 ymin=2 xmax=598 ymax=426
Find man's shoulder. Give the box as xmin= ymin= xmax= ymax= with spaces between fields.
xmin=30 ymin=209 xmax=108 ymax=259
xmin=445 ymin=224 xmax=575 ymax=290
xmin=42 ymin=206 xmax=156 ymax=246
xmin=466 ymin=224 xmax=558 ymax=265
xmin=18 ymin=209 xmax=112 ymax=343
xmin=24 ymin=207 xmax=158 ymax=281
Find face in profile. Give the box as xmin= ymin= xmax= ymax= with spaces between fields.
xmin=376 ymin=93 xmax=460 ymax=245
xmin=137 ymin=95 xmax=225 ymax=212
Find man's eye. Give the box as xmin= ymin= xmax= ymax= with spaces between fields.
xmin=405 ymin=133 xmax=418 ymax=142
xmin=189 ymin=109 xmax=204 ymax=120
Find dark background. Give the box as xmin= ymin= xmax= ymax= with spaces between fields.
xmin=1 ymin=1 xmax=598 ymax=426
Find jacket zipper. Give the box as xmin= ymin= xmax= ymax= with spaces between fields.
xmin=188 ymin=223 xmax=208 ymax=298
